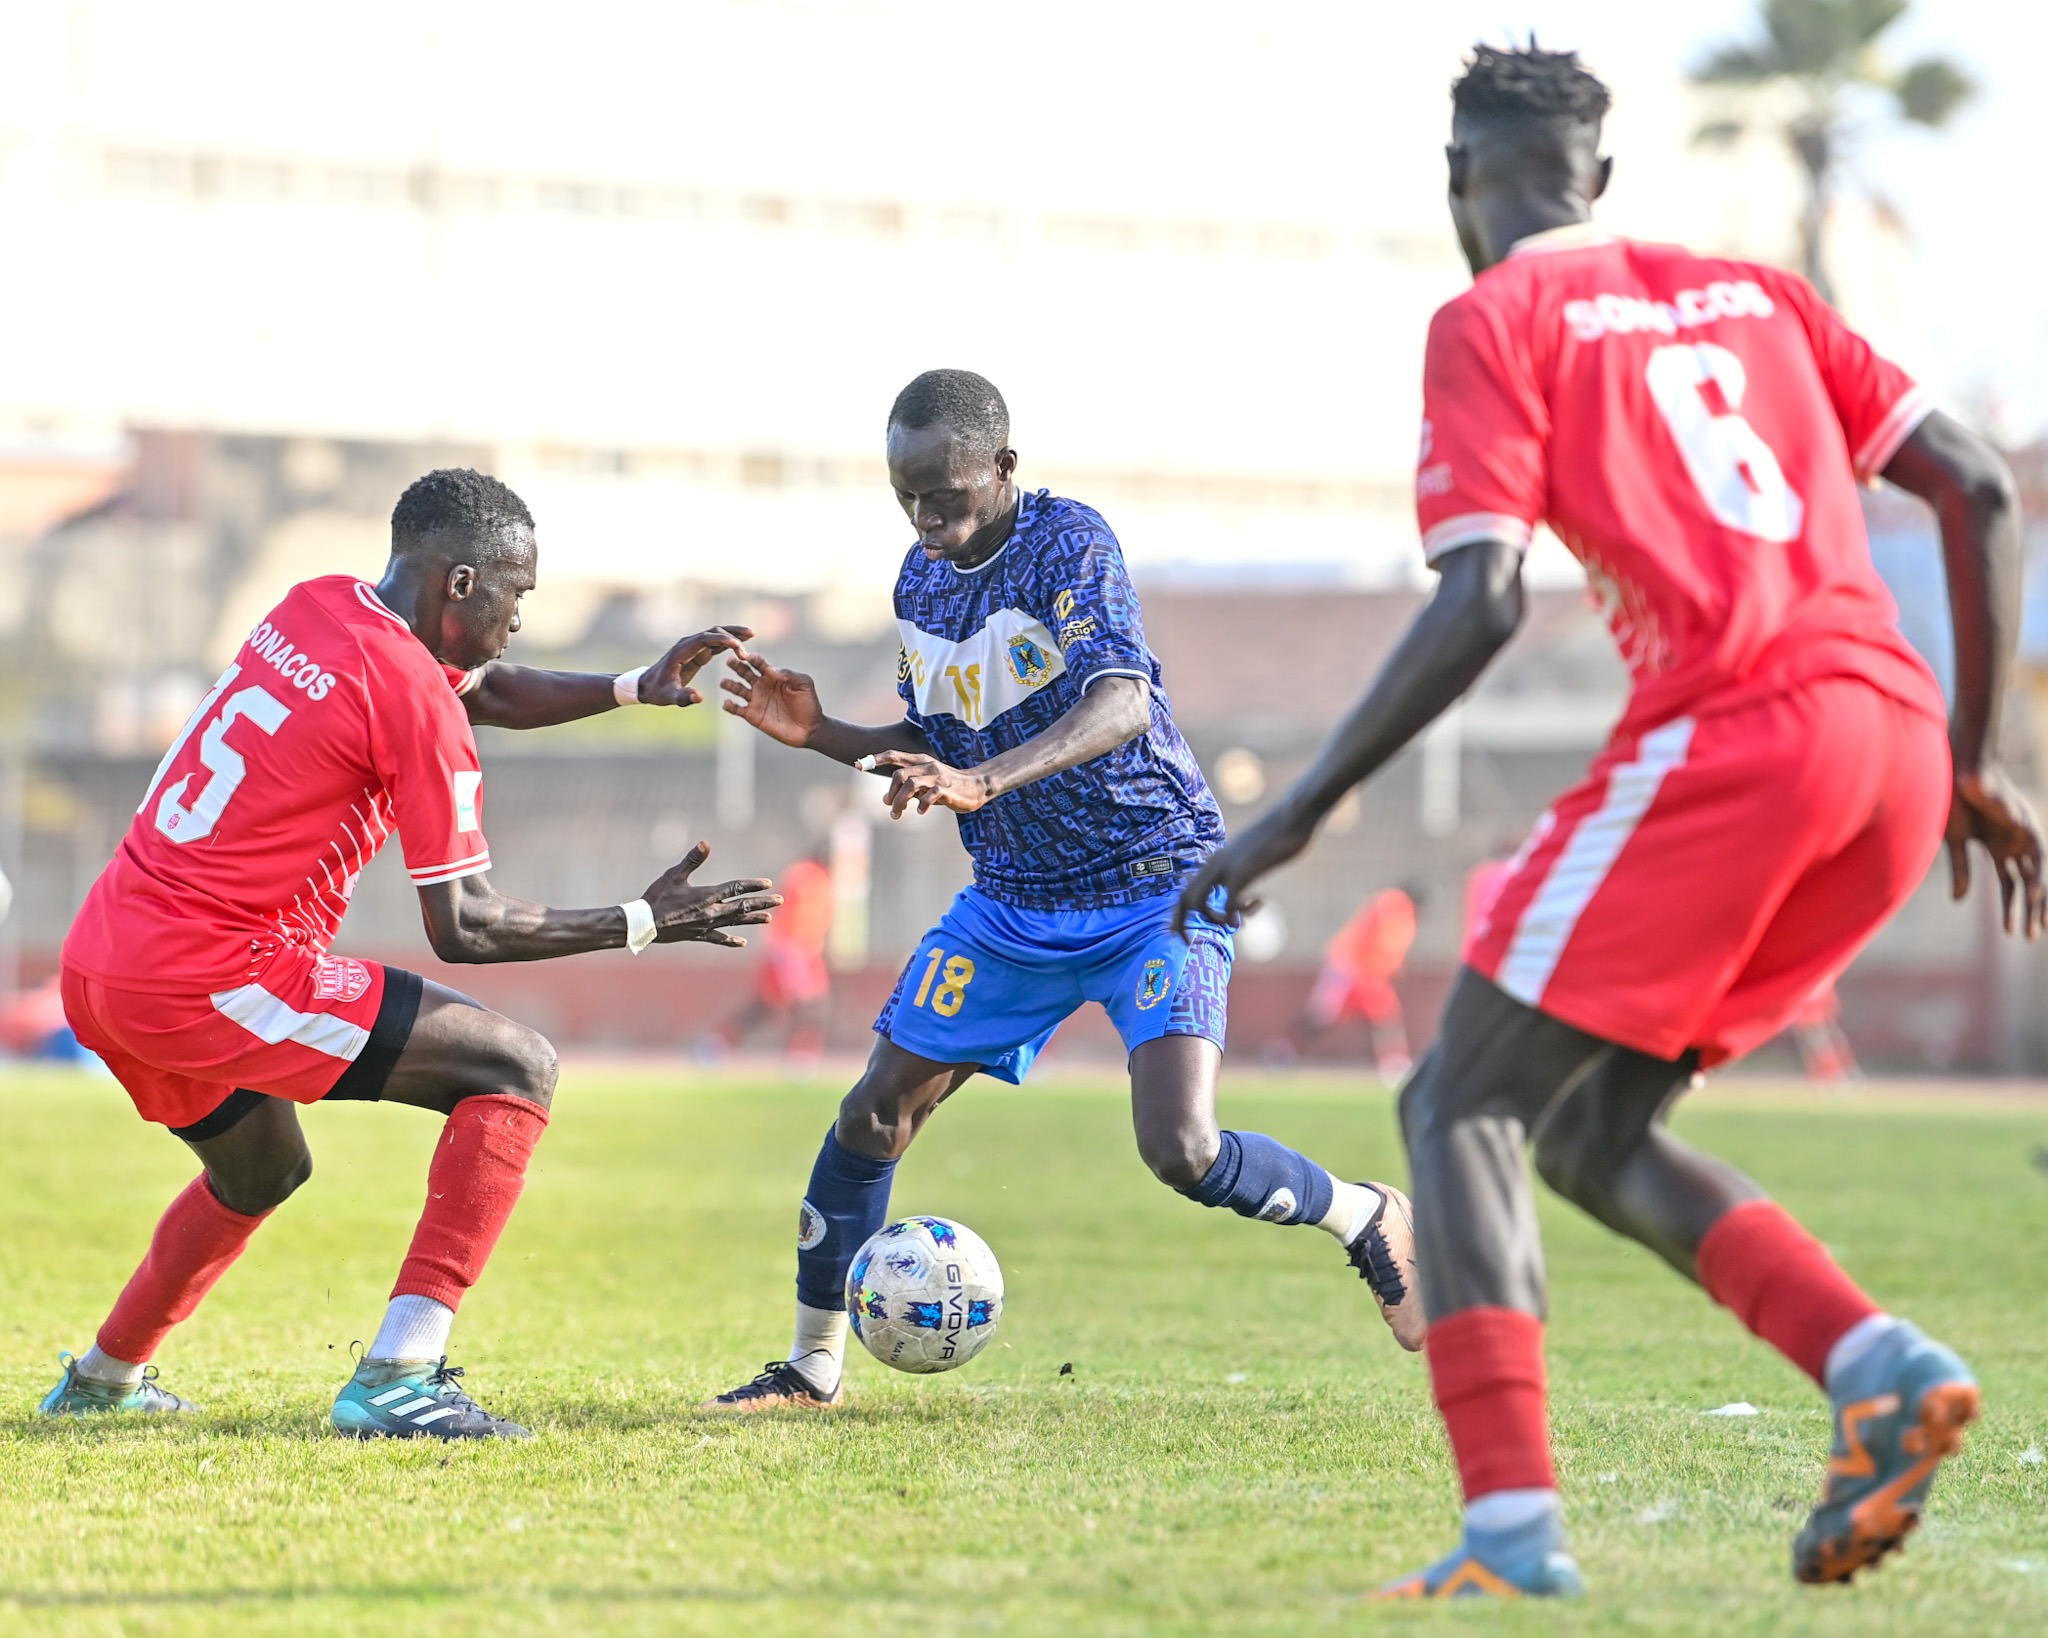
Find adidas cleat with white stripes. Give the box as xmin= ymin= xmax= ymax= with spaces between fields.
xmin=330 ymin=1357 xmax=530 ymax=1441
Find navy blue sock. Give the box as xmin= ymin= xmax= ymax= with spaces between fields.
xmin=795 ymin=1127 xmax=898 ymax=1311
xmin=1181 ymin=1130 xmax=1335 ymax=1225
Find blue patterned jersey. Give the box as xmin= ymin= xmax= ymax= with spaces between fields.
xmin=893 ymin=488 xmax=1224 ymax=910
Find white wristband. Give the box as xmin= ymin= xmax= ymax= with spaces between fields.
xmin=620 ymin=898 xmax=657 ymax=954
xmin=613 ymin=667 xmax=647 ymax=707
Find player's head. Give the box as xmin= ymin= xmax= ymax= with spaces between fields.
xmin=388 ymin=468 xmax=537 ymax=668
xmin=1445 ymin=43 xmax=1612 ymax=275
xmin=886 ymin=369 xmax=1019 ymax=563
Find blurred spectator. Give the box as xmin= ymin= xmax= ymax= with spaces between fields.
xmin=0 ymin=976 xmax=91 ymax=1063
xmin=1785 ymin=976 xmax=1860 ymax=1083
xmin=701 ymin=854 xmax=834 ymax=1067
xmin=1289 ymin=884 xmax=1421 ymax=1082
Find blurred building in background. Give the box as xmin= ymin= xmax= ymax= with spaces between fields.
xmin=3 ymin=2 xmax=2044 ymax=1069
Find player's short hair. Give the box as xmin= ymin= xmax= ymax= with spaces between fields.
xmin=888 ymin=369 xmax=1010 ymax=462
xmin=1451 ymin=43 xmax=1611 ymax=136
xmin=390 ymin=468 xmax=534 ymax=562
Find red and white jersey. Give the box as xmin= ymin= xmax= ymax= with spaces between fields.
xmin=65 ymin=576 xmax=490 ymax=993
xmin=1416 ymin=226 xmax=1946 ymax=735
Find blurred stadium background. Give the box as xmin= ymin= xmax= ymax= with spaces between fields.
xmin=6 ymin=0 xmax=2048 ymax=1072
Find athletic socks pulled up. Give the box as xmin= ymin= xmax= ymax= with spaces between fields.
xmin=1427 ymin=1305 xmax=1557 ymax=1502
xmin=1182 ymin=1130 xmax=1377 ymax=1242
xmin=1695 ymin=1199 xmax=1881 ymax=1385
xmin=786 ymin=1127 xmax=897 ymax=1393
xmin=95 ymin=1174 xmax=270 ymax=1366
xmin=390 ymin=1093 xmax=549 ymax=1309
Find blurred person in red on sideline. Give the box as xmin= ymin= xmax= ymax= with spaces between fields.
xmin=1292 ymin=885 xmax=1422 ymax=1082
xmin=705 ymin=854 xmax=834 ymax=1065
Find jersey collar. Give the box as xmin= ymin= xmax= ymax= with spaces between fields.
xmin=1505 ymin=222 xmax=1617 ymax=260
xmin=946 ymin=486 xmax=1044 ymax=577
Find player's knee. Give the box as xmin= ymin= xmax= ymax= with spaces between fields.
xmin=502 ymin=1027 xmax=558 ymax=1111
xmin=837 ymin=1081 xmax=915 ymax=1160
xmin=211 ymin=1146 xmax=312 ymax=1216
xmin=1531 ymin=1107 xmax=1606 ymax=1212
xmin=1136 ymin=1125 xmax=1216 ymax=1191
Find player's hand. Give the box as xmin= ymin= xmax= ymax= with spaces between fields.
xmin=639 ymin=626 xmax=756 ymax=707
xmin=1172 ymin=804 xmax=1316 ymax=938
xmin=721 ymin=652 xmax=826 ymax=748
xmin=1946 ymin=764 xmax=2047 ymax=937
xmin=868 ymin=751 xmax=991 ymax=818
xmin=642 ymin=842 xmax=782 ymax=949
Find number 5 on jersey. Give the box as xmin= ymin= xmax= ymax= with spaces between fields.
xmin=912 ymin=948 xmax=977 ymax=1017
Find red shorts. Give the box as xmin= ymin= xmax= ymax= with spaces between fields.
xmin=61 ymin=944 xmax=422 ymax=1133
xmin=1306 ymin=965 xmax=1403 ymax=1029
xmin=1467 ymin=678 xmax=1948 ymax=1067
xmin=758 ymin=944 xmax=830 ymax=1009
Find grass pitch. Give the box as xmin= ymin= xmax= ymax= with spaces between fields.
xmin=1 ymin=1064 xmax=2045 ymax=1636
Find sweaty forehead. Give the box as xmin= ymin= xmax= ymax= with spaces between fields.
xmin=887 ymin=423 xmax=989 ymax=489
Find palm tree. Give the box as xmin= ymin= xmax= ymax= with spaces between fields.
xmin=1689 ymin=0 xmax=1973 ymax=303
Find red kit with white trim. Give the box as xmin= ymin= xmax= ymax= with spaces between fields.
xmin=1421 ymin=229 xmax=1951 ymax=1064
xmin=61 ymin=576 xmax=487 ymax=1125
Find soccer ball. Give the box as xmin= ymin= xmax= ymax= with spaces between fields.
xmin=845 ymin=1216 xmax=1003 ymax=1373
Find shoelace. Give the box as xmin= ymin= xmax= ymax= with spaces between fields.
xmin=1348 ymin=1220 xmax=1409 ymax=1306
xmin=422 ymin=1359 xmax=486 ymax=1413
xmin=735 ymin=1361 xmax=809 ymax=1396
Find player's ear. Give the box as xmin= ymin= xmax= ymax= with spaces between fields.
xmin=995 ymin=448 xmax=1018 ymax=482
xmin=446 ymin=564 xmax=477 ymax=603
xmin=1445 ymin=143 xmax=1469 ymax=199
xmin=1592 ymin=153 xmax=1613 ymax=202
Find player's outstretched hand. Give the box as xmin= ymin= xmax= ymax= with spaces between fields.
xmin=721 ymin=652 xmax=825 ymax=748
xmin=639 ymin=626 xmax=756 ymax=707
xmin=1947 ymin=765 xmax=2047 ymax=938
xmin=865 ymin=751 xmax=989 ymax=819
xmin=642 ymin=842 xmax=782 ymax=948
xmin=1172 ymin=805 xmax=1317 ymax=938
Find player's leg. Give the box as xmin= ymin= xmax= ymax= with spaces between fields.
xmin=705 ymin=1037 xmax=976 ymax=1410
xmin=328 ymin=977 xmax=557 ymax=1439
xmin=1107 ymin=907 xmax=1425 ymax=1349
xmin=706 ymin=889 xmax=1065 ymax=1410
xmin=1373 ymin=969 xmax=1613 ymax=1598
xmin=40 ymin=1084 xmax=308 ymax=1417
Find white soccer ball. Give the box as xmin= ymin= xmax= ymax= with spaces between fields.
xmin=845 ymin=1215 xmax=1004 ymax=1374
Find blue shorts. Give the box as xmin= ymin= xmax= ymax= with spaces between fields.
xmin=874 ymin=885 xmax=1233 ymax=1084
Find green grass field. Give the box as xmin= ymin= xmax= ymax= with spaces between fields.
xmin=1 ymin=1063 xmax=2045 ymax=1636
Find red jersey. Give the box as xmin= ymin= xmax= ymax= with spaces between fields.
xmin=1415 ymin=226 xmax=1944 ymax=735
xmin=1325 ymin=888 xmax=1417 ymax=982
xmin=65 ymin=576 xmax=490 ymax=993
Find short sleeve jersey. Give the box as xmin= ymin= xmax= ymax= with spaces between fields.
xmin=1415 ymin=227 xmax=1946 ymax=735
xmin=63 ymin=576 xmax=492 ymax=992
xmin=893 ymin=489 xmax=1224 ymax=909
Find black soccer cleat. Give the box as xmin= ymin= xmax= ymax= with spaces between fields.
xmin=701 ymin=1360 xmax=844 ymax=1413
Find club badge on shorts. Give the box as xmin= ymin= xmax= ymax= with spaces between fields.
xmin=1135 ymin=958 xmax=1171 ymax=1011
xmin=312 ymin=956 xmax=373 ymax=1005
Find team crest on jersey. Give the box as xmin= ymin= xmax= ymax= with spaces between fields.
xmin=1135 ymin=958 xmax=1171 ymax=1011
xmin=311 ymin=957 xmax=372 ymax=1005
xmin=1007 ymin=635 xmax=1053 ymax=688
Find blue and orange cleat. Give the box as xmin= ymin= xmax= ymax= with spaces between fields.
xmin=1794 ymin=1320 xmax=1980 ymax=1584
xmin=38 ymin=1352 xmax=197 ymax=1418
xmin=1371 ymin=1512 xmax=1584 ymax=1600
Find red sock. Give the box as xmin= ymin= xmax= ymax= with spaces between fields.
xmin=1427 ymin=1306 xmax=1555 ymax=1501
xmin=391 ymin=1094 xmax=549 ymax=1308
xmin=97 ymin=1175 xmax=269 ymax=1363
xmin=1695 ymin=1199 xmax=1878 ymax=1385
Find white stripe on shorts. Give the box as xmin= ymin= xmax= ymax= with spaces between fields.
xmin=1495 ymin=716 xmax=1697 ymax=1008
xmin=209 ymin=982 xmax=370 ymax=1062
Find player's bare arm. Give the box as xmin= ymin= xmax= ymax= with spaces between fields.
xmin=416 ymin=841 xmax=780 ymax=962
xmin=867 ymin=675 xmax=1151 ymax=818
xmin=462 ymin=625 xmax=755 ymax=730
xmin=1881 ymin=411 xmax=2047 ymax=934
xmin=719 ymin=650 xmax=934 ymax=765
xmin=1175 ymin=537 xmax=1524 ymax=932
